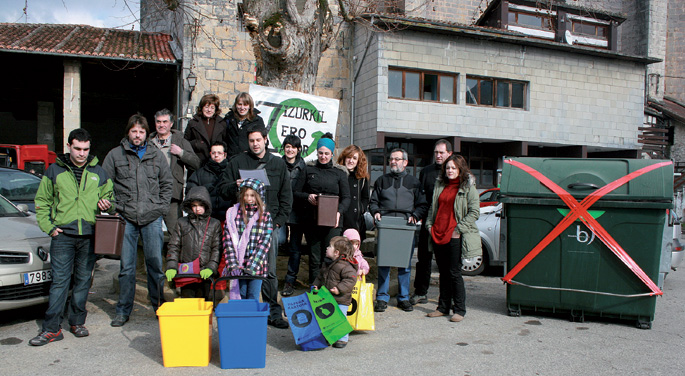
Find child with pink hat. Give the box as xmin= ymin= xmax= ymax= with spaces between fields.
xmin=343 ymin=228 xmax=369 ymax=276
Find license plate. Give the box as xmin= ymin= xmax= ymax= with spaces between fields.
xmin=23 ymin=270 xmax=52 ymax=285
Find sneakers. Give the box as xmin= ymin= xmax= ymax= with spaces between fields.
xmin=281 ymin=282 xmax=295 ymax=297
xmin=450 ymin=314 xmax=464 ymax=322
xmin=268 ymin=317 xmax=289 ymax=329
xmin=397 ymin=300 xmax=413 ymax=312
xmin=70 ymin=325 xmax=89 ymax=337
xmin=374 ymin=300 xmax=387 ymax=312
xmin=332 ymin=340 xmax=347 ymax=348
xmin=29 ymin=330 xmax=64 ymax=346
xmin=410 ymin=294 xmax=428 ymax=305
xmin=427 ymin=310 xmax=448 ymax=318
xmin=110 ymin=314 xmax=129 ymax=327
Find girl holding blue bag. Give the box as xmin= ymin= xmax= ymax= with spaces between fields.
xmin=223 ymin=178 xmax=273 ymax=300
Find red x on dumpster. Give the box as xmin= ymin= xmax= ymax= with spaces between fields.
xmin=501 ymin=159 xmax=673 ymax=297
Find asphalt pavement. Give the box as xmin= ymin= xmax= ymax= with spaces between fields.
xmin=2 ymin=256 xmax=684 ymax=375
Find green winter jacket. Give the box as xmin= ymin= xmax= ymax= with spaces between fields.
xmin=425 ymin=175 xmax=482 ymax=259
xmin=35 ymin=154 xmax=115 ymax=236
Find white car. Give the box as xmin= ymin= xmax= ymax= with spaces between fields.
xmin=462 ymin=203 xmax=505 ymax=275
xmin=0 ymin=194 xmax=52 ymax=311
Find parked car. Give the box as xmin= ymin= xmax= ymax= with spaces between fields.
xmin=668 ymin=210 xmax=683 ymax=271
xmin=479 ymin=187 xmax=500 ymax=208
xmin=0 ymin=194 xmax=52 ymax=311
xmin=0 ymin=166 xmax=42 ymax=212
xmin=463 ymin=203 xmax=505 ymax=275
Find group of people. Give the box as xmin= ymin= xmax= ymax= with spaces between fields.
xmin=28 ymin=91 xmax=481 ymax=349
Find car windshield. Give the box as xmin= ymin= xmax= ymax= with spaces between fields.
xmin=0 ymin=195 xmax=24 ymax=217
xmin=0 ymin=169 xmax=41 ymax=201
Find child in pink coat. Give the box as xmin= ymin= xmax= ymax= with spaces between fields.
xmin=343 ymin=228 xmax=369 ymax=276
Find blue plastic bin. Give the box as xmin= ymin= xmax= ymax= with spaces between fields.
xmin=215 ymin=299 xmax=269 ymax=369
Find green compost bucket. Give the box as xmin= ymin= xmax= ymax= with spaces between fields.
xmin=500 ymin=157 xmax=673 ymax=329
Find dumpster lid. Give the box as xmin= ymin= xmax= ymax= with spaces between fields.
xmin=500 ymin=157 xmax=673 ymax=202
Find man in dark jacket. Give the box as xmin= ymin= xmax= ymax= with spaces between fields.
xmin=369 ymin=148 xmax=428 ymax=313
xmin=412 ymin=139 xmax=453 ymax=305
xmin=103 ymin=113 xmax=173 ymax=327
xmin=217 ymin=123 xmax=292 ymax=328
xmin=186 ymin=141 xmax=232 ymax=221
xmin=30 ymin=128 xmax=114 ymax=346
xmin=150 ymin=109 xmax=201 ymax=232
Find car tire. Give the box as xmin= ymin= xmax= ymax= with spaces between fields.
xmin=462 ymin=248 xmax=488 ymax=276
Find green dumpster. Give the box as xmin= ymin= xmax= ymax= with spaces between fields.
xmin=500 ymin=157 xmax=673 ymax=329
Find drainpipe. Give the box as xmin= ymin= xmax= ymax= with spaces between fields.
xmin=350 ymin=18 xmax=375 ymax=145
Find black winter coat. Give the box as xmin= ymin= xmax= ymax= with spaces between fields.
xmin=293 ymin=160 xmax=351 ymax=227
xmin=419 ymin=163 xmax=441 ymax=218
xmin=166 ymin=186 xmax=222 ymax=273
xmin=217 ymin=151 xmax=292 ymax=228
xmin=342 ymin=173 xmax=369 ymax=234
xmin=185 ymin=159 xmax=232 ymax=222
xmin=224 ymin=110 xmax=265 ymax=160
xmin=369 ymin=170 xmax=428 ymax=221
xmin=184 ymin=114 xmax=228 ymax=166
xmin=284 ymin=156 xmax=306 ymax=225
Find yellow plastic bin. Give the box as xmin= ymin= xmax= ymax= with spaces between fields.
xmin=157 ymin=298 xmax=214 ymax=367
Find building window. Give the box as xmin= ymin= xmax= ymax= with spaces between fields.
xmin=388 ymin=67 xmax=457 ymax=103
xmin=508 ymin=10 xmax=553 ymax=31
xmin=466 ymin=76 xmax=526 ymax=109
xmin=571 ymin=20 xmax=608 ymax=39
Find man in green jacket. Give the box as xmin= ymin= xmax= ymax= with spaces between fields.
xmin=30 ymin=128 xmax=114 ymax=346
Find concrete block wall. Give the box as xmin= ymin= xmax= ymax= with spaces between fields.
xmin=409 ymin=0 xmax=482 ymax=24
xmin=353 ymin=26 xmax=381 ymax=150
xmin=359 ymin=29 xmax=645 ymax=150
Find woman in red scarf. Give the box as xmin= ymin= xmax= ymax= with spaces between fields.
xmin=424 ymin=154 xmax=481 ymax=322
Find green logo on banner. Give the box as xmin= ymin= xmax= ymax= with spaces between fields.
xmin=557 ymin=208 xmax=605 ymax=221
xmin=267 ymin=98 xmax=325 ymax=157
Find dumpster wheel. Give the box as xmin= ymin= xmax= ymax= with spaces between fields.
xmin=636 ymin=319 xmax=652 ymax=330
xmin=507 ymin=306 xmax=521 ymax=317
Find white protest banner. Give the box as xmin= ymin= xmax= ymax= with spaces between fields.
xmin=250 ymin=84 xmax=339 ymax=160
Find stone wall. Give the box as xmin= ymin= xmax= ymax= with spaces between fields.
xmin=666 ymin=0 xmax=685 ymax=103
xmin=139 ymin=0 xmax=353 ymax=144
xmin=353 ymin=28 xmax=646 ymax=151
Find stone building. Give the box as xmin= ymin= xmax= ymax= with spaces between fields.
xmin=137 ymin=0 xmax=682 ymax=188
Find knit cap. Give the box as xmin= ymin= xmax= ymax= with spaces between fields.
xmin=239 ymin=178 xmax=267 ymax=202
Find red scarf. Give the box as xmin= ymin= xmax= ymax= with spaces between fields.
xmin=431 ymin=178 xmax=460 ymax=245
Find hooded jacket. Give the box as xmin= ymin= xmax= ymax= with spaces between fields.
xmin=102 ymin=138 xmax=173 ymax=226
xmin=184 ymin=113 xmax=228 ymax=165
xmin=35 ymin=154 xmax=114 ymax=236
xmin=425 ymin=174 xmax=482 ymax=259
xmin=313 ymin=256 xmax=358 ymax=306
xmin=149 ymin=129 xmax=201 ymax=201
xmin=293 ymin=160 xmax=351 ymax=227
xmin=166 ymin=186 xmax=222 ymax=273
xmin=186 ymin=158 xmax=232 ymax=221
xmin=224 ymin=109 xmax=265 ymax=159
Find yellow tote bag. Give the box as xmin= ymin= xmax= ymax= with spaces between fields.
xmin=346 ymin=275 xmax=375 ymax=331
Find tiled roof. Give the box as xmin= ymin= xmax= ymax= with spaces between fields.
xmin=0 ymin=23 xmax=176 ymax=64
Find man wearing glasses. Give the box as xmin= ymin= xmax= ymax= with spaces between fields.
xmin=369 ymin=148 xmax=427 ymax=313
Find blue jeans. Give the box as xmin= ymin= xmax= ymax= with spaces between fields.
xmin=42 ymin=234 xmax=96 ymax=333
xmin=116 ymin=217 xmax=165 ymax=316
xmin=284 ymin=225 xmax=304 ymax=285
xmin=338 ymin=304 xmax=349 ymax=342
xmin=239 ymin=279 xmax=263 ymax=300
xmin=376 ymin=241 xmax=415 ymax=303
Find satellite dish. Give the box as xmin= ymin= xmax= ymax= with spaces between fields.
xmin=565 ymin=30 xmax=574 ymax=45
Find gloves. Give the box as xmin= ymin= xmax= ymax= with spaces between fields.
xmin=200 ymin=268 xmax=213 ymax=279
xmin=165 ymin=269 xmax=177 ymax=282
